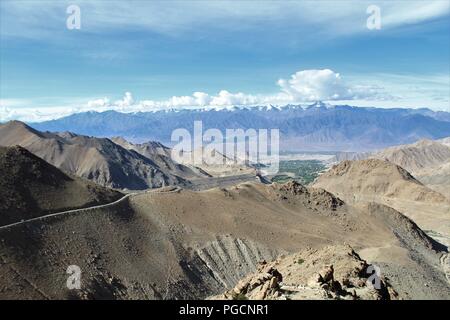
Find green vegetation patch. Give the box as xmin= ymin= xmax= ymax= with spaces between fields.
xmin=272 ymin=160 xmax=326 ymax=185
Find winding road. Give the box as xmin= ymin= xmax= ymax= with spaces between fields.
xmin=0 ymin=193 xmax=135 ymax=231
xmin=0 ymin=174 xmax=257 ymax=231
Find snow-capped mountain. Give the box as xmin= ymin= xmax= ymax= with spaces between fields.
xmin=28 ymin=103 xmax=450 ymax=152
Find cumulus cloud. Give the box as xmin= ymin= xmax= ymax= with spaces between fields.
xmin=130 ymin=91 xmax=265 ymax=111
xmin=0 ymin=69 xmax=422 ymax=122
xmin=114 ymin=92 xmax=134 ymax=107
xmin=87 ymin=97 xmax=110 ymax=108
xmin=85 ymin=69 xmax=387 ymax=113
xmin=276 ymin=69 xmax=387 ymax=101
xmin=277 ymin=69 xmax=348 ymax=101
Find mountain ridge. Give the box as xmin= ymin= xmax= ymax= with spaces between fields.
xmin=1 ymin=181 xmax=448 ymax=299
xmin=0 ymin=121 xmax=202 ymax=190
xmin=28 ymin=105 xmax=450 ymax=151
xmin=313 ymin=158 xmax=450 ymax=247
xmin=333 ymin=138 xmax=450 ymax=199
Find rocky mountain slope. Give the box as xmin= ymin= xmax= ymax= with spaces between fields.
xmin=211 ymin=245 xmax=398 ymax=300
xmin=0 ymin=121 xmax=203 ymax=190
xmin=111 ymin=137 xmax=211 ymax=179
xmin=112 ymin=137 xmax=254 ymax=178
xmin=417 ymin=161 xmax=450 ymax=200
xmin=369 ymin=139 xmax=450 ymax=199
xmin=331 ymin=138 xmax=450 ymax=199
xmin=314 ymin=159 xmax=447 ymax=203
xmin=372 ymin=139 xmax=450 ymax=173
xmin=313 ymin=159 xmax=450 ymax=248
xmin=0 ymin=181 xmax=448 ymax=299
xmin=0 ymin=146 xmax=122 ymax=226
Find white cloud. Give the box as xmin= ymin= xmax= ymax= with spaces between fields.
xmin=0 ymin=98 xmax=32 ymax=107
xmin=87 ymin=97 xmax=110 ymax=108
xmin=0 ymin=105 xmax=76 ymax=122
xmin=1 ymin=69 xmax=448 ymax=122
xmin=276 ymin=69 xmax=398 ymax=102
xmin=278 ymin=69 xmax=352 ymax=101
xmin=382 ymin=1 xmax=450 ymax=28
xmin=1 ymin=1 xmax=448 ymax=41
xmin=129 ymin=69 xmax=388 ymax=112
xmin=114 ymin=92 xmax=134 ymax=107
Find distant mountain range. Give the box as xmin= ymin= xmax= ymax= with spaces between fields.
xmin=28 ymin=103 xmax=450 ymax=151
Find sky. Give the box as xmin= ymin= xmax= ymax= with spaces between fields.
xmin=0 ymin=0 xmax=449 ymax=122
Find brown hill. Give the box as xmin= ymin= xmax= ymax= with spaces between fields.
xmin=314 ymin=159 xmax=446 ymax=203
xmin=313 ymin=159 xmax=450 ymax=248
xmin=0 ymin=181 xmax=448 ymax=299
xmin=111 ymin=137 xmax=211 ymax=180
xmin=0 ymin=146 xmax=122 ymax=226
xmin=344 ymin=139 xmax=450 ymax=199
xmin=375 ymin=139 xmax=450 ymax=200
xmin=417 ymin=161 xmax=450 ymax=199
xmin=0 ymin=121 xmax=193 ymax=190
xmin=113 ymin=136 xmax=255 ymax=178
xmin=371 ymin=139 xmax=450 ymax=175
xmin=174 ymin=146 xmax=255 ymax=177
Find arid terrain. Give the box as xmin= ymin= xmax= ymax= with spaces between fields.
xmin=1 ymin=0 xmax=449 ymax=304
xmin=314 ymin=156 xmax=450 ymax=248
xmin=0 ymin=179 xmax=448 ymax=299
xmin=212 ymin=244 xmax=398 ymax=300
xmin=333 ymin=139 xmax=450 ymax=199
xmin=0 ymin=121 xmax=210 ymax=190
xmin=0 ymin=146 xmax=122 ymax=226
xmin=0 ymin=120 xmax=449 ymax=300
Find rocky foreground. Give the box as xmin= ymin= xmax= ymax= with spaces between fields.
xmin=211 ymin=245 xmax=398 ymax=300
xmin=1 ymin=180 xmax=448 ymax=299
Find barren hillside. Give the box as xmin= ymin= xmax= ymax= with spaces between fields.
xmin=111 ymin=137 xmax=211 ymax=180
xmin=371 ymin=139 xmax=450 ymax=174
xmin=313 ymin=159 xmax=450 ymax=247
xmin=0 ymin=181 xmax=448 ymax=299
xmin=0 ymin=146 xmax=122 ymax=226
xmin=0 ymin=121 xmax=194 ymax=190
xmin=345 ymin=139 xmax=450 ymax=199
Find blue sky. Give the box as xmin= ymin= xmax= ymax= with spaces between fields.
xmin=0 ymin=0 xmax=449 ymax=121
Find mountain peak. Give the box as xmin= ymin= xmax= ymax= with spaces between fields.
xmin=307 ymin=101 xmax=333 ymax=109
xmin=5 ymin=120 xmax=30 ymax=128
xmin=1 ymin=120 xmax=44 ymax=138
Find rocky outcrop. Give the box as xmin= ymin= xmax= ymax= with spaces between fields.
xmin=211 ymin=245 xmax=398 ymax=300
xmin=273 ymin=181 xmax=344 ymax=212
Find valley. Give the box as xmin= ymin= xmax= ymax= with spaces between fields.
xmin=0 ymin=120 xmax=449 ymax=301
xmin=1 ymin=0 xmax=449 ymax=305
